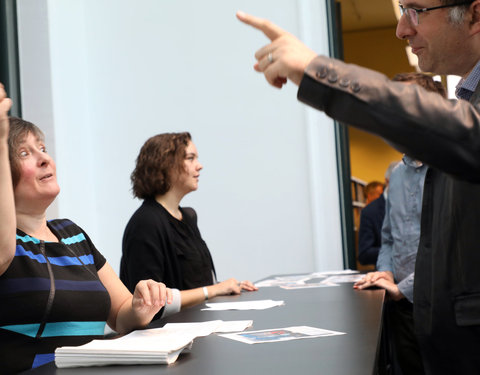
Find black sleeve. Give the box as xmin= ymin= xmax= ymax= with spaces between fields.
xmin=82 ymin=230 xmax=107 ymax=271
xmin=298 ymin=56 xmax=480 ymax=182
xmin=120 ymin=211 xmax=169 ymax=293
xmin=357 ymin=209 xmax=380 ymax=266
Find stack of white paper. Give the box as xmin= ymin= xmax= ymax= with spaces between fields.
xmin=55 ymin=320 xmax=252 ymax=368
xmin=202 ymin=300 xmax=284 ymax=311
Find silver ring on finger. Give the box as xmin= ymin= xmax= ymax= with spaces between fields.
xmin=267 ymin=52 xmax=273 ymax=63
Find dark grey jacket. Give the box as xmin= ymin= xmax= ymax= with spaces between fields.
xmin=298 ymin=56 xmax=480 ymax=374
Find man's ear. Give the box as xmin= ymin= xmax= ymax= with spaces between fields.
xmin=470 ymin=0 xmax=480 ymax=34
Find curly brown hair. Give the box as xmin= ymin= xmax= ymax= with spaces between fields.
xmin=392 ymin=72 xmax=447 ymax=98
xmin=131 ymin=132 xmax=192 ymax=199
xmin=8 ymin=117 xmax=45 ymax=188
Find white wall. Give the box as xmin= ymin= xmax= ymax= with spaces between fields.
xmin=16 ymin=0 xmax=343 ymax=282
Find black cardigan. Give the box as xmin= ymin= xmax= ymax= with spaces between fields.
xmin=120 ymin=198 xmax=216 ymax=294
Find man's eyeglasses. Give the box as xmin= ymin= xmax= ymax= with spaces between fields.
xmin=399 ymin=2 xmax=473 ymax=26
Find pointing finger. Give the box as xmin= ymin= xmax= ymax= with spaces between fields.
xmin=236 ymin=11 xmax=286 ymax=42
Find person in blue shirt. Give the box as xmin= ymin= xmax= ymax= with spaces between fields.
xmin=355 ymin=73 xmax=447 ymax=374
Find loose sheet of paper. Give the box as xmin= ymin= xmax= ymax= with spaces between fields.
xmin=218 ymin=325 xmax=346 ymax=344
xmin=202 ymin=299 xmax=284 ymax=311
xmin=255 ymin=270 xmax=361 ymax=289
xmin=321 ymin=274 xmax=364 ymax=284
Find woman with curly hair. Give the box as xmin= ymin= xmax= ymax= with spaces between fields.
xmin=120 ymin=132 xmax=256 ymax=317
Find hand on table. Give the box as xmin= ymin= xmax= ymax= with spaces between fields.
xmin=213 ymin=278 xmax=258 ymax=297
xmin=354 ymin=271 xmax=404 ymax=300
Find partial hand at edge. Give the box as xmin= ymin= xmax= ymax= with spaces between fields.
xmin=0 ymin=84 xmax=12 ymax=139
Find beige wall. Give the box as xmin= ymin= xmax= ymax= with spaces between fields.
xmin=349 ymin=127 xmax=402 ymax=183
xmin=343 ymin=27 xmax=412 ymax=78
xmin=343 ymin=26 xmax=411 ymax=182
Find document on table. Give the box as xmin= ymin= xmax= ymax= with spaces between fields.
xmin=202 ymin=299 xmax=284 ymax=311
xmin=321 ymin=274 xmax=364 ymax=284
xmin=218 ymin=325 xmax=346 ymax=344
xmin=279 ymin=282 xmax=337 ymax=290
xmin=255 ymin=270 xmax=361 ymax=289
xmin=55 ymin=320 xmax=252 ymax=368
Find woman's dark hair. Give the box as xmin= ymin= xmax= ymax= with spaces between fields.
xmin=131 ymin=132 xmax=192 ymax=199
xmin=392 ymin=72 xmax=447 ymax=98
xmin=8 ymin=117 xmax=45 ymax=187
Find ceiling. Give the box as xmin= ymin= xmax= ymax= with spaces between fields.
xmin=337 ymin=0 xmax=399 ymax=32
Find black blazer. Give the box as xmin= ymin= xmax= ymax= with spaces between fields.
xmin=357 ymin=194 xmax=385 ymax=266
xmin=298 ymin=55 xmax=480 ymax=374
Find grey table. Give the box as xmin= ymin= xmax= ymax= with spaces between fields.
xmin=22 ymin=280 xmax=385 ymax=375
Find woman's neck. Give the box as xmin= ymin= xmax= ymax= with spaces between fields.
xmin=155 ymin=190 xmax=184 ymax=220
xmin=16 ymin=211 xmax=57 ymax=241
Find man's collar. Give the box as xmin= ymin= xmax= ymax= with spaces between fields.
xmin=402 ymin=154 xmax=423 ymax=168
xmin=456 ymin=60 xmax=480 ymax=100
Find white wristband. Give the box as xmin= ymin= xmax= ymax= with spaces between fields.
xmin=202 ymin=286 xmax=209 ymax=300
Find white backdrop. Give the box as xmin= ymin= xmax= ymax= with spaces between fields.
xmin=16 ymin=0 xmax=343 ymax=282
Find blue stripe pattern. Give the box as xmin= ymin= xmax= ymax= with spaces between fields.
xmin=32 ymin=353 xmax=55 ymax=368
xmin=15 ymin=245 xmax=95 ymax=266
xmin=0 ymin=278 xmax=105 ymax=294
xmin=16 ymin=234 xmax=40 ymax=244
xmin=61 ymin=233 xmax=86 ymax=245
xmin=1 ymin=321 xmax=106 ymax=338
xmin=54 ymin=279 xmax=106 ymax=291
xmin=48 ymin=254 xmax=94 ymax=266
xmin=48 ymin=219 xmax=73 ymax=231
xmin=0 ymin=277 xmax=50 ymax=293
xmin=4 ymin=219 xmax=110 ymax=373
xmin=15 ymin=245 xmax=46 ymax=262
xmin=17 ymin=232 xmax=86 ymax=246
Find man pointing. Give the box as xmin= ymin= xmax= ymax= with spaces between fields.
xmin=238 ymin=3 xmax=480 ymax=374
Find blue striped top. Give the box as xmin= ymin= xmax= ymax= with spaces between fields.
xmin=0 ymin=219 xmax=110 ymax=373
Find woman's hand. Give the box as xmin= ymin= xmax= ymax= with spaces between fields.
xmin=212 ymin=278 xmax=242 ymax=297
xmin=353 ymin=271 xmax=394 ymax=290
xmin=353 ymin=271 xmax=404 ymax=300
xmin=0 ymin=83 xmax=14 ymax=277
xmin=239 ymin=280 xmax=258 ymax=292
xmin=210 ymin=278 xmax=258 ymax=298
xmin=132 ymin=279 xmax=173 ymax=320
xmin=0 ymin=84 xmax=12 ymax=139
xmin=373 ymin=278 xmax=405 ymax=301
xmin=99 ymin=263 xmax=173 ymax=333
